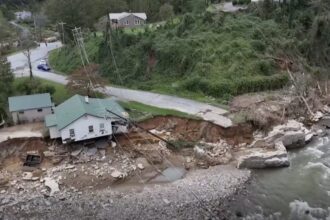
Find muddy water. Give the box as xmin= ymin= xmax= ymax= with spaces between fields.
xmin=232 ymin=136 xmax=330 ymax=220
xmin=149 ymin=167 xmax=186 ymax=183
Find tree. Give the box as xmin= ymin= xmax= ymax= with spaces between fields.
xmin=159 ymin=3 xmax=174 ymax=20
xmin=16 ymin=78 xmax=56 ymax=95
xmin=0 ymin=56 xmax=14 ymax=118
xmin=19 ymin=31 xmax=35 ymax=79
xmin=66 ymin=64 xmax=105 ymax=97
xmin=34 ymin=13 xmax=48 ymax=41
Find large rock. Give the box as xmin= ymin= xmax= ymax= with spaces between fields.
xmin=280 ymin=131 xmax=306 ymax=149
xmin=265 ymin=120 xmax=312 ymax=149
xmin=44 ymin=177 xmax=60 ymax=196
xmin=237 ymin=142 xmax=290 ymax=169
xmin=319 ymin=116 xmax=330 ymax=128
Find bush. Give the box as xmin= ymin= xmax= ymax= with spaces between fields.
xmin=16 ymin=78 xmax=56 ymax=96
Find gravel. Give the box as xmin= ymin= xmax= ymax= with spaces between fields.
xmin=1 ymin=165 xmax=250 ymax=220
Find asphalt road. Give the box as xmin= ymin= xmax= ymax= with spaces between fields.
xmin=7 ymin=42 xmax=233 ymax=128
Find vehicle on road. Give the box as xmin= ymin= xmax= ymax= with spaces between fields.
xmin=37 ymin=59 xmax=51 ymax=71
xmin=37 ymin=63 xmax=51 ymax=71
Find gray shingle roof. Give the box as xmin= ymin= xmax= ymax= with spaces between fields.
xmin=8 ymin=93 xmax=52 ymax=112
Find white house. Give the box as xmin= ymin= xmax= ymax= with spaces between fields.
xmin=8 ymin=93 xmax=53 ymax=125
xmin=45 ymin=95 xmax=129 ymax=144
xmin=14 ymin=11 xmax=32 ymax=22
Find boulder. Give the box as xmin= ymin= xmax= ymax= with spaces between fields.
xmin=43 ymin=151 xmax=55 ymax=158
xmin=194 ymin=146 xmax=206 ymax=159
xmin=22 ymin=172 xmax=33 ymax=181
xmin=280 ymin=131 xmax=306 ymax=149
xmin=237 ymin=142 xmax=290 ymax=169
xmin=135 ymin=157 xmax=150 ymax=168
xmin=137 ymin=163 xmax=144 ymax=170
xmin=319 ymin=116 xmax=330 ymax=128
xmin=44 ymin=177 xmax=60 ymax=196
xmin=265 ymin=120 xmax=311 ymax=149
xmin=110 ymin=170 xmax=126 ymax=179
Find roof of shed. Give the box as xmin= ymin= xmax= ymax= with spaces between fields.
xmin=8 ymin=93 xmax=52 ymax=112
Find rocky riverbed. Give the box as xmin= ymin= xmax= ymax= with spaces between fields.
xmin=1 ymin=165 xmax=250 ymax=220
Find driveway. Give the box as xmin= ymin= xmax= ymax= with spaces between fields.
xmin=7 ymin=42 xmax=233 ymax=128
xmin=0 ymin=123 xmax=44 ymax=143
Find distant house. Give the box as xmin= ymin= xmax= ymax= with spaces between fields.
xmin=109 ymin=12 xmax=147 ymax=28
xmin=15 ymin=11 xmax=32 ymax=22
xmin=45 ymin=95 xmax=128 ymax=144
xmin=9 ymin=93 xmax=53 ymax=125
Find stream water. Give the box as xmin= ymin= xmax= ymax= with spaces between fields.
xmin=232 ymin=136 xmax=330 ymax=220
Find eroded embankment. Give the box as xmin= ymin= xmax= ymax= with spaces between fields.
xmin=138 ymin=116 xmax=254 ymax=145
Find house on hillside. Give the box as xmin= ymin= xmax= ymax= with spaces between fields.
xmin=15 ymin=11 xmax=32 ymax=22
xmin=109 ymin=12 xmax=147 ymax=28
xmin=45 ymin=95 xmax=128 ymax=144
xmin=8 ymin=93 xmax=53 ymax=125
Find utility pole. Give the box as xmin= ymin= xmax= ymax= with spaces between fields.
xmin=72 ymin=27 xmax=90 ymax=65
xmin=58 ymin=21 xmax=66 ymax=45
xmin=72 ymin=27 xmax=92 ymax=96
xmin=106 ymin=11 xmax=123 ymax=85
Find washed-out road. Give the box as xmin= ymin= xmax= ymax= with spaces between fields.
xmin=7 ymin=42 xmax=233 ymax=128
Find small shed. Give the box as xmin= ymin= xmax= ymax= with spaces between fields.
xmin=8 ymin=93 xmax=53 ymax=125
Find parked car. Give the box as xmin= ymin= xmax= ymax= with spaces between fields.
xmin=37 ymin=63 xmax=51 ymax=71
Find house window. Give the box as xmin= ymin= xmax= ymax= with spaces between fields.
xmin=19 ymin=111 xmax=24 ymax=114
xmin=100 ymin=123 xmax=105 ymax=131
xmin=88 ymin=125 xmax=94 ymax=133
xmin=124 ymin=20 xmax=129 ymax=25
xmin=37 ymin=109 xmax=43 ymax=112
xmin=134 ymin=19 xmax=140 ymax=25
xmin=69 ymin=129 xmax=75 ymax=137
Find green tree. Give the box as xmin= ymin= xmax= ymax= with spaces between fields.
xmin=159 ymin=3 xmax=174 ymax=20
xmin=0 ymin=56 xmax=14 ymax=117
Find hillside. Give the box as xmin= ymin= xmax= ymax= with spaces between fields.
xmin=50 ymin=11 xmax=290 ymax=103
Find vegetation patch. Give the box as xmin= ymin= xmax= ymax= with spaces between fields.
xmin=119 ymin=101 xmax=199 ymax=122
xmin=14 ymin=77 xmax=72 ymax=105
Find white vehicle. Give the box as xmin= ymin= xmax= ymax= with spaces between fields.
xmin=39 ymin=59 xmax=47 ymax=65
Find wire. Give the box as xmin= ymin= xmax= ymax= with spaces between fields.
xmin=71 ymin=26 xmax=219 ymax=219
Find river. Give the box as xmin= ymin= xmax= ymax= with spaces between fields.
xmin=231 ymin=136 xmax=330 ymax=220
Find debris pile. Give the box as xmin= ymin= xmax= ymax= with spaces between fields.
xmin=194 ymin=140 xmax=233 ymax=167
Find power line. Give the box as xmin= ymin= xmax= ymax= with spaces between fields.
xmin=70 ymin=27 xmax=218 ymax=219
xmin=106 ymin=11 xmax=123 ymax=85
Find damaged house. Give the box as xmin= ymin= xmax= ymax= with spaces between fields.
xmin=45 ymin=95 xmax=128 ymax=144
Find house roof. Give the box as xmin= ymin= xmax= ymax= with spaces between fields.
xmin=109 ymin=12 xmax=147 ymax=21
xmin=8 ymin=93 xmax=52 ymax=112
xmin=45 ymin=95 xmax=128 ymax=130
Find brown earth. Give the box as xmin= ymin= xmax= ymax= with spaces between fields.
xmin=138 ymin=116 xmax=254 ymax=145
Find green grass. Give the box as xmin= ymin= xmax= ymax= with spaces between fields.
xmin=48 ymin=13 xmax=291 ymax=105
xmin=119 ymin=101 xmax=200 ymax=122
xmin=14 ymin=77 xmax=72 ymax=105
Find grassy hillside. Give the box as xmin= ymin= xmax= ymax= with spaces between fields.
xmin=49 ymin=36 xmax=102 ymax=74
xmin=49 ymin=11 xmax=293 ymax=103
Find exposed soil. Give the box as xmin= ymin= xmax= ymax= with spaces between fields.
xmin=138 ymin=116 xmax=254 ymax=145
xmin=0 ymin=116 xmax=257 ymax=220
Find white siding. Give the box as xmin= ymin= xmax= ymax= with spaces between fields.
xmin=12 ymin=107 xmax=52 ymax=124
xmin=49 ymin=126 xmax=61 ymax=139
xmin=61 ymin=115 xmax=112 ymax=143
